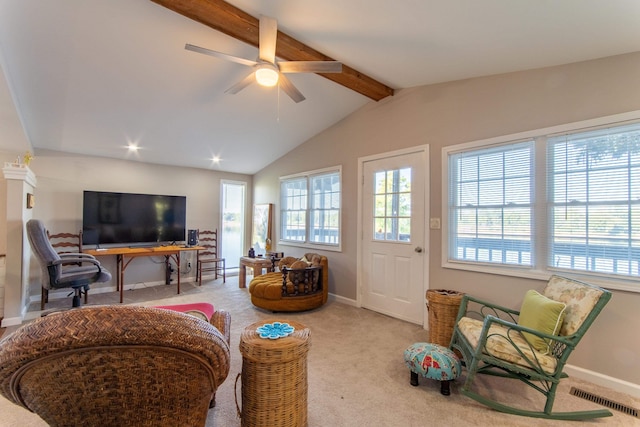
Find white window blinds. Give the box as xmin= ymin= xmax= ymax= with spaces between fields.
xmin=280 ymin=168 xmax=341 ymax=247
xmin=448 ymin=141 xmax=534 ymax=266
xmin=548 ymin=123 xmax=640 ymax=277
xmin=310 ymin=172 xmax=340 ymax=244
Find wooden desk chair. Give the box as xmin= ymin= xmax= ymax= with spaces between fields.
xmin=197 ymin=229 xmax=226 ymax=284
xmin=44 ymin=228 xmax=86 ymax=309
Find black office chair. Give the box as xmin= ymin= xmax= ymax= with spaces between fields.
xmin=26 ymin=219 xmax=112 ymax=308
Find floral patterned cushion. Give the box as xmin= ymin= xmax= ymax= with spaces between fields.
xmin=403 ymin=342 xmax=461 ymax=381
xmin=457 ymin=317 xmax=558 ymax=374
xmin=542 ymin=275 xmax=604 ymax=336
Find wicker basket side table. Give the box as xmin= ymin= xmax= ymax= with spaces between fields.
xmin=239 ymin=319 xmax=311 ymax=427
xmin=426 ymin=289 xmax=464 ymax=348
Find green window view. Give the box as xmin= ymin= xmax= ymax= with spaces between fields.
xmin=373 ymin=168 xmax=412 ymax=242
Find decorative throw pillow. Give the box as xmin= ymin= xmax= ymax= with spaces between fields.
xmin=517 ymin=290 xmax=567 ymax=354
xmin=299 ymin=255 xmax=311 ymax=265
xmin=278 ymin=256 xmax=298 ymax=270
xmin=289 ymin=260 xmax=309 ymax=270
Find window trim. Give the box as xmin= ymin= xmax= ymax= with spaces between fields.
xmin=279 ymin=165 xmax=342 ymax=252
xmin=442 ymin=110 xmax=640 ymax=292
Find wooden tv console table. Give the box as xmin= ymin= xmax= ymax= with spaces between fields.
xmin=84 ymin=245 xmax=203 ymax=303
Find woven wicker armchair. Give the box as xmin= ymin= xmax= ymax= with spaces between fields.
xmin=0 ymin=305 xmax=231 ymax=427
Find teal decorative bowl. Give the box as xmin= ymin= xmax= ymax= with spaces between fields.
xmin=256 ymin=322 xmax=295 ymax=339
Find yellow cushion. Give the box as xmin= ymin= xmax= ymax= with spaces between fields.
xmin=248 ymin=272 xmax=283 ymax=300
xmin=518 ymin=290 xmax=566 ymax=354
xmin=458 ymin=317 xmax=558 ymax=374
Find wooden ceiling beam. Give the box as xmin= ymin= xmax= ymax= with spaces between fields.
xmin=151 ymin=0 xmax=394 ymax=101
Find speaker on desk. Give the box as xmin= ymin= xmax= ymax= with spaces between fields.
xmin=187 ymin=229 xmax=198 ymax=246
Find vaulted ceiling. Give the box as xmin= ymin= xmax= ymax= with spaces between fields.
xmin=1 ymin=0 xmax=639 ymax=174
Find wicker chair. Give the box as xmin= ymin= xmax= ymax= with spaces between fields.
xmin=450 ymin=275 xmax=611 ymax=420
xmin=0 ymin=305 xmax=231 ymax=427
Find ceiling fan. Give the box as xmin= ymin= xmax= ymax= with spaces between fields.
xmin=185 ymin=16 xmax=342 ymax=103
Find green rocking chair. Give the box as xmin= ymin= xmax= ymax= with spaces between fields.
xmin=450 ymin=275 xmax=612 ymax=420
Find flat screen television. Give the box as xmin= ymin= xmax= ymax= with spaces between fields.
xmin=82 ymin=190 xmax=186 ymax=246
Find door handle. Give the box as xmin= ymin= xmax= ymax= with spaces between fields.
xmin=414 ymin=246 xmax=423 ymax=253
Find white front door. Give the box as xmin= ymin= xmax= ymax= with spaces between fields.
xmin=360 ymin=147 xmax=428 ymax=325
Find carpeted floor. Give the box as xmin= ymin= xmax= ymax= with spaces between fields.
xmin=1 ymin=276 xmax=639 ymax=426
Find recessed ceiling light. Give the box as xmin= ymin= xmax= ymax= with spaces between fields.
xmin=211 ymin=156 xmax=221 ymax=163
xmin=127 ymin=143 xmax=140 ymax=152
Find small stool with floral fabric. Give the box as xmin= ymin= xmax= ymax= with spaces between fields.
xmin=403 ymin=342 xmax=461 ymax=395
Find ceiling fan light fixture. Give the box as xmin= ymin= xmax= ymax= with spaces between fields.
xmin=255 ymin=64 xmax=279 ymax=87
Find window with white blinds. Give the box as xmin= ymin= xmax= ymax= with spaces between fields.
xmin=444 ymin=114 xmax=640 ymax=286
xmin=448 ymin=141 xmax=534 ymax=266
xmin=310 ymin=173 xmax=340 ymax=245
xmin=280 ymin=167 xmax=341 ymax=250
xmin=548 ymin=123 xmax=640 ymax=277
xmin=280 ymin=177 xmax=308 ymax=243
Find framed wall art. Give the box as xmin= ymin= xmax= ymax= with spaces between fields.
xmin=251 ymin=203 xmax=273 ymax=255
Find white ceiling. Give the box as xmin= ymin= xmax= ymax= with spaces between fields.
xmin=1 ymin=0 xmax=639 ymax=174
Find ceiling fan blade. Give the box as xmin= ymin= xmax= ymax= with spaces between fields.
xmin=278 ymin=61 xmax=343 ymax=74
xmin=259 ymin=16 xmax=277 ymax=64
xmin=278 ymin=73 xmax=305 ymax=103
xmin=225 ymin=71 xmax=256 ymax=94
xmin=185 ymin=43 xmax=257 ymax=67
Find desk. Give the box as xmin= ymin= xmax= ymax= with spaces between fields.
xmin=239 ymin=256 xmax=274 ymax=288
xmin=85 ymin=245 xmax=203 ymax=303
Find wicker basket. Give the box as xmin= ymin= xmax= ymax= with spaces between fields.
xmin=426 ymin=289 xmax=464 ymax=347
xmin=238 ymin=319 xmax=311 ymax=427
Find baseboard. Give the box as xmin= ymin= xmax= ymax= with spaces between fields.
xmin=328 ymin=293 xmax=358 ymax=307
xmin=0 ymin=300 xmax=31 ymax=326
xmin=564 ymin=364 xmax=640 ymax=399
xmin=30 ymin=277 xmax=203 ymax=302
xmin=1 ymin=315 xmax=23 ymax=327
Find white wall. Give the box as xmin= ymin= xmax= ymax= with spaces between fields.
xmin=0 ymin=150 xmax=23 ymax=256
xmin=253 ymin=52 xmax=640 ymax=389
xmin=24 ymin=150 xmax=251 ymax=294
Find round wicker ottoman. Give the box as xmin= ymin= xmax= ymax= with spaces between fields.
xmin=404 ymin=342 xmax=461 ymax=395
xmin=239 ymin=319 xmax=311 ymax=427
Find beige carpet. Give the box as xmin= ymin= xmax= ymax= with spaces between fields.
xmin=1 ymin=276 xmax=639 ymax=427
